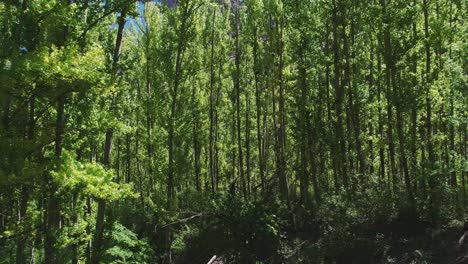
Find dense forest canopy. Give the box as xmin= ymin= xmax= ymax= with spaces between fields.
xmin=0 ymin=0 xmax=467 ymax=263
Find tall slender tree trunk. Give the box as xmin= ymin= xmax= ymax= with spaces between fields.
xmin=126 ymin=133 xmax=131 ymax=183
xmin=332 ymin=0 xmax=348 ymax=190
xmin=45 ymin=93 xmax=65 ymax=264
xmin=349 ymin=16 xmax=366 ymax=178
xmin=325 ymin=20 xmax=339 ymax=192
xmin=146 ymin=60 xmax=155 ymax=193
xmin=16 ymin=95 xmax=34 ymax=264
xmin=44 ymin=1 xmax=75 ymax=262
xmin=144 ymin=3 xmax=155 ymax=194
xmin=91 ymin=6 xmax=127 ymax=264
xmin=376 ymin=52 xmax=386 ymax=188
xmin=410 ymin=1 xmax=419 ymax=191
xmin=246 ymin=94 xmax=252 ymax=194
xmin=167 ymin=3 xmax=191 ymax=262
xmin=423 ymin=0 xmax=435 ymax=166
xmin=209 ymin=8 xmax=217 ymax=192
xmin=253 ymin=27 xmax=265 ymax=192
xmin=277 ymin=13 xmax=289 ymax=200
xmin=383 ymin=0 xmax=413 ymax=202
xmin=380 ymin=0 xmax=398 ymax=193
xmin=298 ymin=39 xmax=310 ymax=204
xmin=368 ymin=46 xmax=375 ymax=176
xmin=462 ymin=125 xmax=467 ymax=205
xmin=234 ymin=0 xmax=246 ymax=198
xmin=423 ymin=0 xmax=437 ymax=219
xmin=192 ymin=82 xmax=201 ymax=191
xmin=15 ymin=2 xmax=31 ymax=261
xmin=136 ymin=119 xmax=146 ymax=209
xmin=448 ymin=0 xmax=456 ymax=188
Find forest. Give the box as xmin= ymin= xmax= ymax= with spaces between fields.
xmin=0 ymin=0 xmax=467 ymax=263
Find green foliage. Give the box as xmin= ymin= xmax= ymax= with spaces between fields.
xmin=102 ymin=223 xmax=153 ymax=264
xmin=50 ymin=151 xmax=135 ymax=201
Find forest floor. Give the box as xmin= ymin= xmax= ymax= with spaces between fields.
xmin=282 ymin=222 xmax=466 ymax=263
xmin=386 ymin=226 xmax=462 ymax=264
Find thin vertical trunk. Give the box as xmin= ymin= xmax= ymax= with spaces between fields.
xmin=71 ymin=192 xmax=79 ymax=264
xmin=136 ymin=121 xmax=145 ymax=209
xmin=214 ymin=61 xmax=223 ymax=190
xmin=462 ymin=125 xmax=467 ymax=205
xmin=167 ymin=3 xmax=191 ymax=262
xmin=91 ymin=6 xmax=127 ymax=264
xmin=116 ymin=138 xmax=121 ymax=181
xmin=332 ymin=0 xmax=348 ymax=190
xmin=411 ymin=1 xmax=418 ymax=191
xmin=253 ymin=27 xmax=265 ymax=192
xmin=144 ymin=4 xmax=155 ymax=193
xmin=382 ymin=0 xmax=413 ymax=202
xmin=325 ymin=20 xmax=339 ymax=192
xmin=146 ymin=79 xmax=155 ymax=193
xmin=231 ymin=102 xmax=237 ymax=191
xmin=423 ymin=0 xmax=435 ymax=166
xmin=368 ymin=47 xmax=375 ymax=176
xmin=192 ymin=83 xmax=201 ymax=191
xmin=16 ymin=94 xmax=34 ymax=264
xmin=209 ymin=8 xmax=217 ymax=192
xmin=380 ymin=0 xmax=398 ymax=193
xmin=423 ymin=0 xmax=437 ymax=220
xmin=298 ymin=41 xmax=310 ymax=204
xmin=246 ymin=94 xmax=252 ymax=194
xmin=85 ymin=188 xmax=92 ymax=261
xmin=377 ymin=52 xmax=386 ymax=187
xmin=126 ymin=133 xmax=131 ymax=183
xmin=45 ymin=92 xmax=65 ymax=264
xmin=308 ymin=101 xmax=320 ymax=204
xmin=349 ymin=16 xmax=366 ymax=177
xmin=448 ymin=0 xmax=456 ymax=187
xmin=276 ymin=13 xmax=289 ymax=200
xmin=234 ymin=0 xmax=246 ymax=198
xmin=396 ymin=106 xmax=414 ymax=203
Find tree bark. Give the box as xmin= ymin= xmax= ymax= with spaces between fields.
xmin=332 ymin=0 xmax=349 ymax=190
xmin=380 ymin=0 xmax=398 ymax=193
xmin=209 ymin=8 xmax=217 ymax=192
xmin=91 ymin=6 xmax=127 ymax=264
xmin=234 ymin=0 xmax=246 ymax=198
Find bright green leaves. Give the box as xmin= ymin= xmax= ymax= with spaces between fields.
xmin=27 ymin=45 xmax=106 ymax=94
xmin=103 ymin=223 xmax=153 ymax=264
xmin=51 ymin=151 xmax=135 ymax=201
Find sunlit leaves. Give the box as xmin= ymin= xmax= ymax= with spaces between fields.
xmin=51 ymin=151 xmax=135 ymax=201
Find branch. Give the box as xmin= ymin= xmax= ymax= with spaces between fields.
xmin=155 ymin=212 xmax=214 ymax=232
xmin=78 ymin=0 xmax=134 ymax=41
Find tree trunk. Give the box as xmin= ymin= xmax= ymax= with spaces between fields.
xmin=423 ymin=0 xmax=435 ymax=166
xmin=167 ymin=3 xmax=191 ymax=262
xmin=332 ymin=0 xmax=349 ymax=190
xmin=377 ymin=53 xmax=386 ymax=188
xmin=246 ymin=94 xmax=252 ymax=194
xmin=234 ymin=0 xmax=246 ymax=198
xmin=16 ymin=94 xmax=34 ymax=264
xmin=192 ymin=82 xmax=201 ymax=192
xmin=380 ymin=0 xmax=398 ymax=193
xmin=253 ymin=33 xmax=265 ymax=192
xmin=91 ymin=6 xmax=127 ymax=263
xmin=298 ymin=41 xmax=310 ymax=204
xmin=209 ymin=8 xmax=217 ymax=192
xmin=45 ymin=93 xmax=65 ymax=264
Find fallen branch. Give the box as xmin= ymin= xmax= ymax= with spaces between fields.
xmin=154 ymin=212 xmax=214 ymax=232
xmin=207 ymin=255 xmax=217 ymax=264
